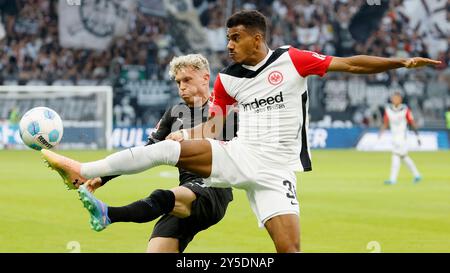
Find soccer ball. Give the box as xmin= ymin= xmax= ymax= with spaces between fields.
xmin=19 ymin=107 xmax=64 ymax=151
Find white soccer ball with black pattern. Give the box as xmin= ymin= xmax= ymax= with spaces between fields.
xmin=19 ymin=107 xmax=64 ymax=150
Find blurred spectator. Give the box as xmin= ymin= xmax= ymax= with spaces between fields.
xmin=0 ymin=0 xmax=19 ymax=36
xmin=114 ymin=96 xmax=136 ymax=127
xmin=8 ymin=106 xmax=20 ymax=125
xmin=204 ymin=8 xmax=227 ymax=52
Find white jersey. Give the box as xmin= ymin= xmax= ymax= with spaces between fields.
xmin=384 ymin=103 xmax=414 ymax=139
xmin=209 ymin=46 xmax=332 ymax=172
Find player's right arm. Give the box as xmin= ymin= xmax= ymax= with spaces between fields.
xmin=167 ymin=74 xmax=235 ymax=141
xmin=406 ymin=107 xmax=421 ymax=146
xmin=328 ymin=55 xmax=440 ymax=74
xmin=149 ymin=107 xmax=176 ymax=142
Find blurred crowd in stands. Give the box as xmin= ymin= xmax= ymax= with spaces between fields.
xmin=0 ymin=0 xmax=449 ymax=127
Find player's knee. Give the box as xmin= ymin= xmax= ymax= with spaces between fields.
xmin=145 ymin=189 xmax=176 ymax=214
xmin=171 ymin=199 xmax=192 ymax=218
xmin=147 ymin=238 xmax=179 ymax=253
xmin=275 ymin=240 xmax=300 ymax=253
xmin=269 ymin=228 xmax=300 ymax=253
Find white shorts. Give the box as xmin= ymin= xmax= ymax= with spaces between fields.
xmin=204 ymin=138 xmax=299 ymax=228
xmin=392 ymin=135 xmax=408 ymax=156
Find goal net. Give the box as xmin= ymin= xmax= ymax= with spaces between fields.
xmin=0 ymin=85 xmax=113 ymax=150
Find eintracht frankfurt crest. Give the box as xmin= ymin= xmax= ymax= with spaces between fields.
xmin=268 ymin=71 xmax=283 ymax=85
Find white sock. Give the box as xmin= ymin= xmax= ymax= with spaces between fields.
xmin=80 ymin=140 xmax=181 ymax=178
xmin=389 ymin=154 xmax=401 ymax=182
xmin=403 ymin=156 xmax=420 ymax=177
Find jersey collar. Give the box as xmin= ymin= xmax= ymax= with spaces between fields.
xmin=242 ymin=49 xmax=274 ymax=71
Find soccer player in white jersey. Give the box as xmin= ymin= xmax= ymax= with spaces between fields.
xmin=380 ymin=92 xmax=422 ymax=185
xmin=41 ymin=10 xmax=440 ymax=252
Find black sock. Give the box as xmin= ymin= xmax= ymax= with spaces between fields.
xmin=107 ymin=189 xmax=175 ymax=223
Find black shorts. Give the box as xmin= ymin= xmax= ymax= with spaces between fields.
xmin=150 ymin=179 xmax=233 ymax=252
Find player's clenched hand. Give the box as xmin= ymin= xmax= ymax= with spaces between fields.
xmin=84 ymin=177 xmax=103 ymax=193
xmin=405 ymin=57 xmax=441 ymax=69
xmin=72 ymin=177 xmax=86 ymax=189
xmin=417 ymin=138 xmax=422 ymax=147
xmin=166 ymin=130 xmax=185 ymax=142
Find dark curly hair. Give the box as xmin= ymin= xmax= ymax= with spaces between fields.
xmin=226 ymin=10 xmax=267 ymax=37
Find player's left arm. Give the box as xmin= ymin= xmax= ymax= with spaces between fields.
xmin=327 ymin=56 xmax=441 ymax=74
xmin=406 ymin=108 xmax=421 ymax=146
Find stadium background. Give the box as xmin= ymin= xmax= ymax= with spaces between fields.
xmin=0 ymin=0 xmax=449 ymax=253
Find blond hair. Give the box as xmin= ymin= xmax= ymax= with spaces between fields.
xmin=168 ymin=54 xmax=210 ymax=79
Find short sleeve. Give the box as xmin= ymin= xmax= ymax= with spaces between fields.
xmin=383 ymin=110 xmax=389 ymax=124
xmin=209 ymin=74 xmax=237 ymax=117
xmin=406 ymin=108 xmax=414 ymax=124
xmin=288 ymin=47 xmax=333 ymax=77
xmin=150 ymin=107 xmax=173 ymax=141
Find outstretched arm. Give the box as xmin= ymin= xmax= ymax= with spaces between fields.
xmin=328 ymin=56 xmax=441 ymax=74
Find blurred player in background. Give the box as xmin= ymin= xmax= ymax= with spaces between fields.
xmin=380 ymin=92 xmax=422 ymax=185
xmin=76 ymin=54 xmax=234 ymax=253
xmin=42 ymin=10 xmax=440 ymax=253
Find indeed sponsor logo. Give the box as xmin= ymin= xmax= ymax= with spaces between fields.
xmin=242 ymin=92 xmax=284 ymax=111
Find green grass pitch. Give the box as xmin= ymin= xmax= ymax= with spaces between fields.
xmin=0 ymin=149 xmax=449 ymax=253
